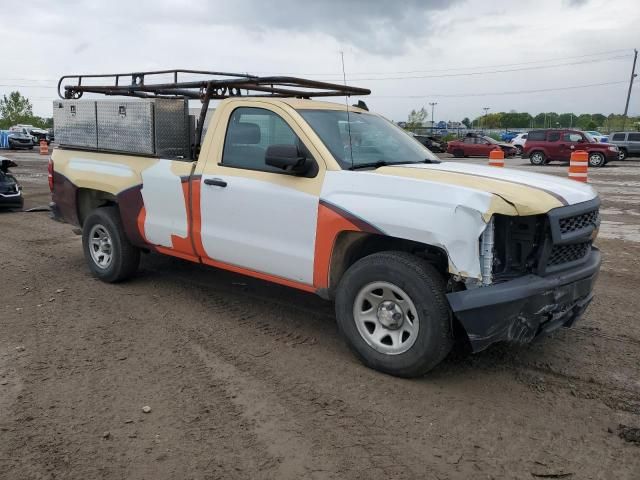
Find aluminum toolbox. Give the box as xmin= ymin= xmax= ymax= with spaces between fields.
xmin=53 ymin=100 xmax=98 ymax=149
xmin=53 ymin=99 xmax=190 ymax=158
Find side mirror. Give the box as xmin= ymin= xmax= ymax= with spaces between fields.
xmin=265 ymin=144 xmax=310 ymax=175
xmin=0 ymin=159 xmax=18 ymax=173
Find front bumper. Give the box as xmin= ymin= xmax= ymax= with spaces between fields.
xmin=0 ymin=191 xmax=24 ymax=209
xmin=447 ymin=248 xmax=601 ymax=352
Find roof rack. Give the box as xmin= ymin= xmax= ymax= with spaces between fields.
xmin=57 ymin=69 xmax=371 ymax=160
xmin=57 ymin=69 xmax=371 ymax=101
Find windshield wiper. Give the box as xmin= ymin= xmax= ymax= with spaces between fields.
xmin=349 ymin=160 xmax=423 ymax=170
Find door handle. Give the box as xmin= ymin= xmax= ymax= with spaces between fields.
xmin=204 ymin=178 xmax=227 ymax=187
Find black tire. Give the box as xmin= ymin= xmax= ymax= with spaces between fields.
xmin=515 ymin=145 xmax=523 ymax=156
xmin=82 ymin=206 xmax=140 ymax=283
xmin=335 ymin=251 xmax=453 ymax=378
xmin=618 ymin=148 xmax=627 ymax=161
xmin=588 ymin=152 xmax=605 ymax=168
xmin=529 ymin=150 xmax=546 ymax=165
xmin=452 ymin=149 xmax=464 ymax=158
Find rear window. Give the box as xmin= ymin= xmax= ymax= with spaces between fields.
xmin=611 ymin=133 xmax=626 ymax=141
xmin=548 ymin=132 xmax=561 ymax=142
xmin=527 ymin=130 xmax=546 ymax=141
xmin=629 ymin=133 xmax=640 ymax=142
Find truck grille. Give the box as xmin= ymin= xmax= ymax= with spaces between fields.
xmin=559 ymin=210 xmax=599 ymax=234
xmin=548 ymin=242 xmax=591 ymax=266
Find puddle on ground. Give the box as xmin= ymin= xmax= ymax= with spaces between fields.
xmin=599 ymin=220 xmax=640 ymax=243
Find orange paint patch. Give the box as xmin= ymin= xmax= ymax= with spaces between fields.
xmin=190 ymin=178 xmax=208 ymax=258
xmin=313 ymin=203 xmax=363 ymax=289
xmin=201 ymin=257 xmax=316 ymax=293
xmin=137 ymin=206 xmax=147 ymax=243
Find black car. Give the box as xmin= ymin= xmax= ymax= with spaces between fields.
xmin=0 ymin=159 xmax=24 ymax=210
xmin=7 ymin=130 xmax=34 ymax=150
xmin=413 ymin=134 xmax=444 ymax=153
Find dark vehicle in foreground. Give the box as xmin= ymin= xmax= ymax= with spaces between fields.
xmin=413 ymin=134 xmax=445 ymax=153
xmin=522 ymin=129 xmax=618 ymax=167
xmin=446 ymin=134 xmax=517 ymax=158
xmin=608 ymin=131 xmax=640 ymax=160
xmin=7 ymin=130 xmax=34 ymax=150
xmin=0 ymin=158 xmax=23 ymax=210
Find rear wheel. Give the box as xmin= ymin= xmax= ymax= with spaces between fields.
xmin=588 ymin=152 xmax=605 ymax=168
xmin=82 ymin=206 xmax=140 ymax=282
xmin=515 ymin=145 xmax=523 ymax=155
xmin=530 ymin=151 xmax=546 ymax=165
xmin=335 ymin=251 xmax=453 ymax=378
xmin=618 ymin=148 xmax=627 ymax=161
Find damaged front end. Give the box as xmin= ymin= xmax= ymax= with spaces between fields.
xmin=446 ymin=197 xmax=601 ymax=352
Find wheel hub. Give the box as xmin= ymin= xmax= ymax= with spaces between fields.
xmin=376 ymin=301 xmax=404 ymax=329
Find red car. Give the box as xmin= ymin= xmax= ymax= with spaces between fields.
xmin=446 ymin=135 xmax=516 ymax=158
xmin=522 ymin=129 xmax=619 ymax=168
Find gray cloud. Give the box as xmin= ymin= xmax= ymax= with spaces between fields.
xmin=199 ymin=0 xmax=461 ymax=54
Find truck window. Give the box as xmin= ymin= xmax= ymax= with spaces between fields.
xmin=628 ymin=133 xmax=640 ymax=142
xmin=562 ymin=133 xmax=582 ymax=142
xmin=222 ymin=107 xmax=301 ymax=173
xmin=547 ymin=132 xmax=561 ymax=142
xmin=611 ymin=133 xmax=626 ymax=141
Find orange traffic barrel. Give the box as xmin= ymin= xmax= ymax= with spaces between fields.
xmin=39 ymin=139 xmax=49 ymax=155
xmin=569 ymin=150 xmax=588 ymax=182
xmin=488 ymin=147 xmax=504 ymax=167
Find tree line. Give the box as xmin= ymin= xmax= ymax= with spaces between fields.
xmin=408 ymin=107 xmax=640 ymax=132
xmin=0 ymin=91 xmax=53 ymax=130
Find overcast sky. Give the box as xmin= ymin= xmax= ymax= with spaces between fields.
xmin=1 ymin=0 xmax=638 ymax=122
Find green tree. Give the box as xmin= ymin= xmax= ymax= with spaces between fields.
xmin=0 ymin=91 xmax=33 ymax=126
xmin=461 ymin=117 xmax=471 ymax=128
xmin=406 ymin=107 xmax=428 ymax=129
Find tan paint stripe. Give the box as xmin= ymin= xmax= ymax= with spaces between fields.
xmin=375 ymin=166 xmax=564 ymax=216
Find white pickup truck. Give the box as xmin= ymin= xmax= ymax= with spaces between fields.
xmin=50 ymin=71 xmax=601 ymax=377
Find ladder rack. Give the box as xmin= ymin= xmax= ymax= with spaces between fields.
xmin=57 ymin=69 xmax=371 ymax=158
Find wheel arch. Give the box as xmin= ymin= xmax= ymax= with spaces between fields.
xmin=323 ymin=231 xmax=449 ymax=299
xmin=76 ymin=188 xmax=118 ymax=226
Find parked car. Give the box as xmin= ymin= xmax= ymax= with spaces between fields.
xmin=0 ymin=158 xmax=23 ymax=210
xmin=13 ymin=124 xmax=51 ymax=144
xmin=522 ymin=129 xmax=618 ymax=167
xmin=608 ymin=131 xmax=640 ymax=160
xmin=584 ymin=131 xmax=608 ymax=143
xmin=446 ymin=134 xmax=517 ymax=158
xmin=510 ymin=133 xmax=528 ymax=155
xmin=500 ymin=131 xmax=520 ymax=142
xmin=48 ymin=128 xmax=55 ymax=142
xmin=413 ymin=134 xmax=445 ymax=153
xmin=7 ymin=129 xmax=34 ymax=150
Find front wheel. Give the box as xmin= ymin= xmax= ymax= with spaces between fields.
xmin=618 ymin=149 xmax=627 ymax=161
xmin=452 ymin=149 xmax=464 ymax=158
xmin=588 ymin=152 xmax=605 ymax=168
xmin=529 ymin=151 xmax=546 ymax=165
xmin=335 ymin=251 xmax=452 ymax=378
xmin=82 ymin=206 xmax=140 ymax=283
xmin=515 ymin=145 xmax=523 ymax=155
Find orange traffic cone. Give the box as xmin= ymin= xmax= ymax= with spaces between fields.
xmin=488 ymin=147 xmax=504 ymax=167
xmin=39 ymin=139 xmax=49 ymax=155
xmin=569 ymin=150 xmax=588 ymax=182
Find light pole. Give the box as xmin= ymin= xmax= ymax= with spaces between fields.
xmin=482 ymin=107 xmax=490 ymax=130
xmin=429 ymin=102 xmax=438 ymax=131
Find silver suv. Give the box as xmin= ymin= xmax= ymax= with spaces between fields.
xmin=609 ymin=132 xmax=640 ymax=160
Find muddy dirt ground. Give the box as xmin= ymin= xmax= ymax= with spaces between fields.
xmin=1 ymin=149 xmax=639 ymax=479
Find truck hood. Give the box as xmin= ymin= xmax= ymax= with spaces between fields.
xmin=374 ymin=162 xmax=597 ymax=216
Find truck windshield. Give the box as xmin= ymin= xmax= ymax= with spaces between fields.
xmin=298 ymin=109 xmax=439 ymax=169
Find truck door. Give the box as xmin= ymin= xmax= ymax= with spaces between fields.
xmin=194 ymin=104 xmax=324 ymax=287
xmin=558 ymin=132 xmax=583 ymax=160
